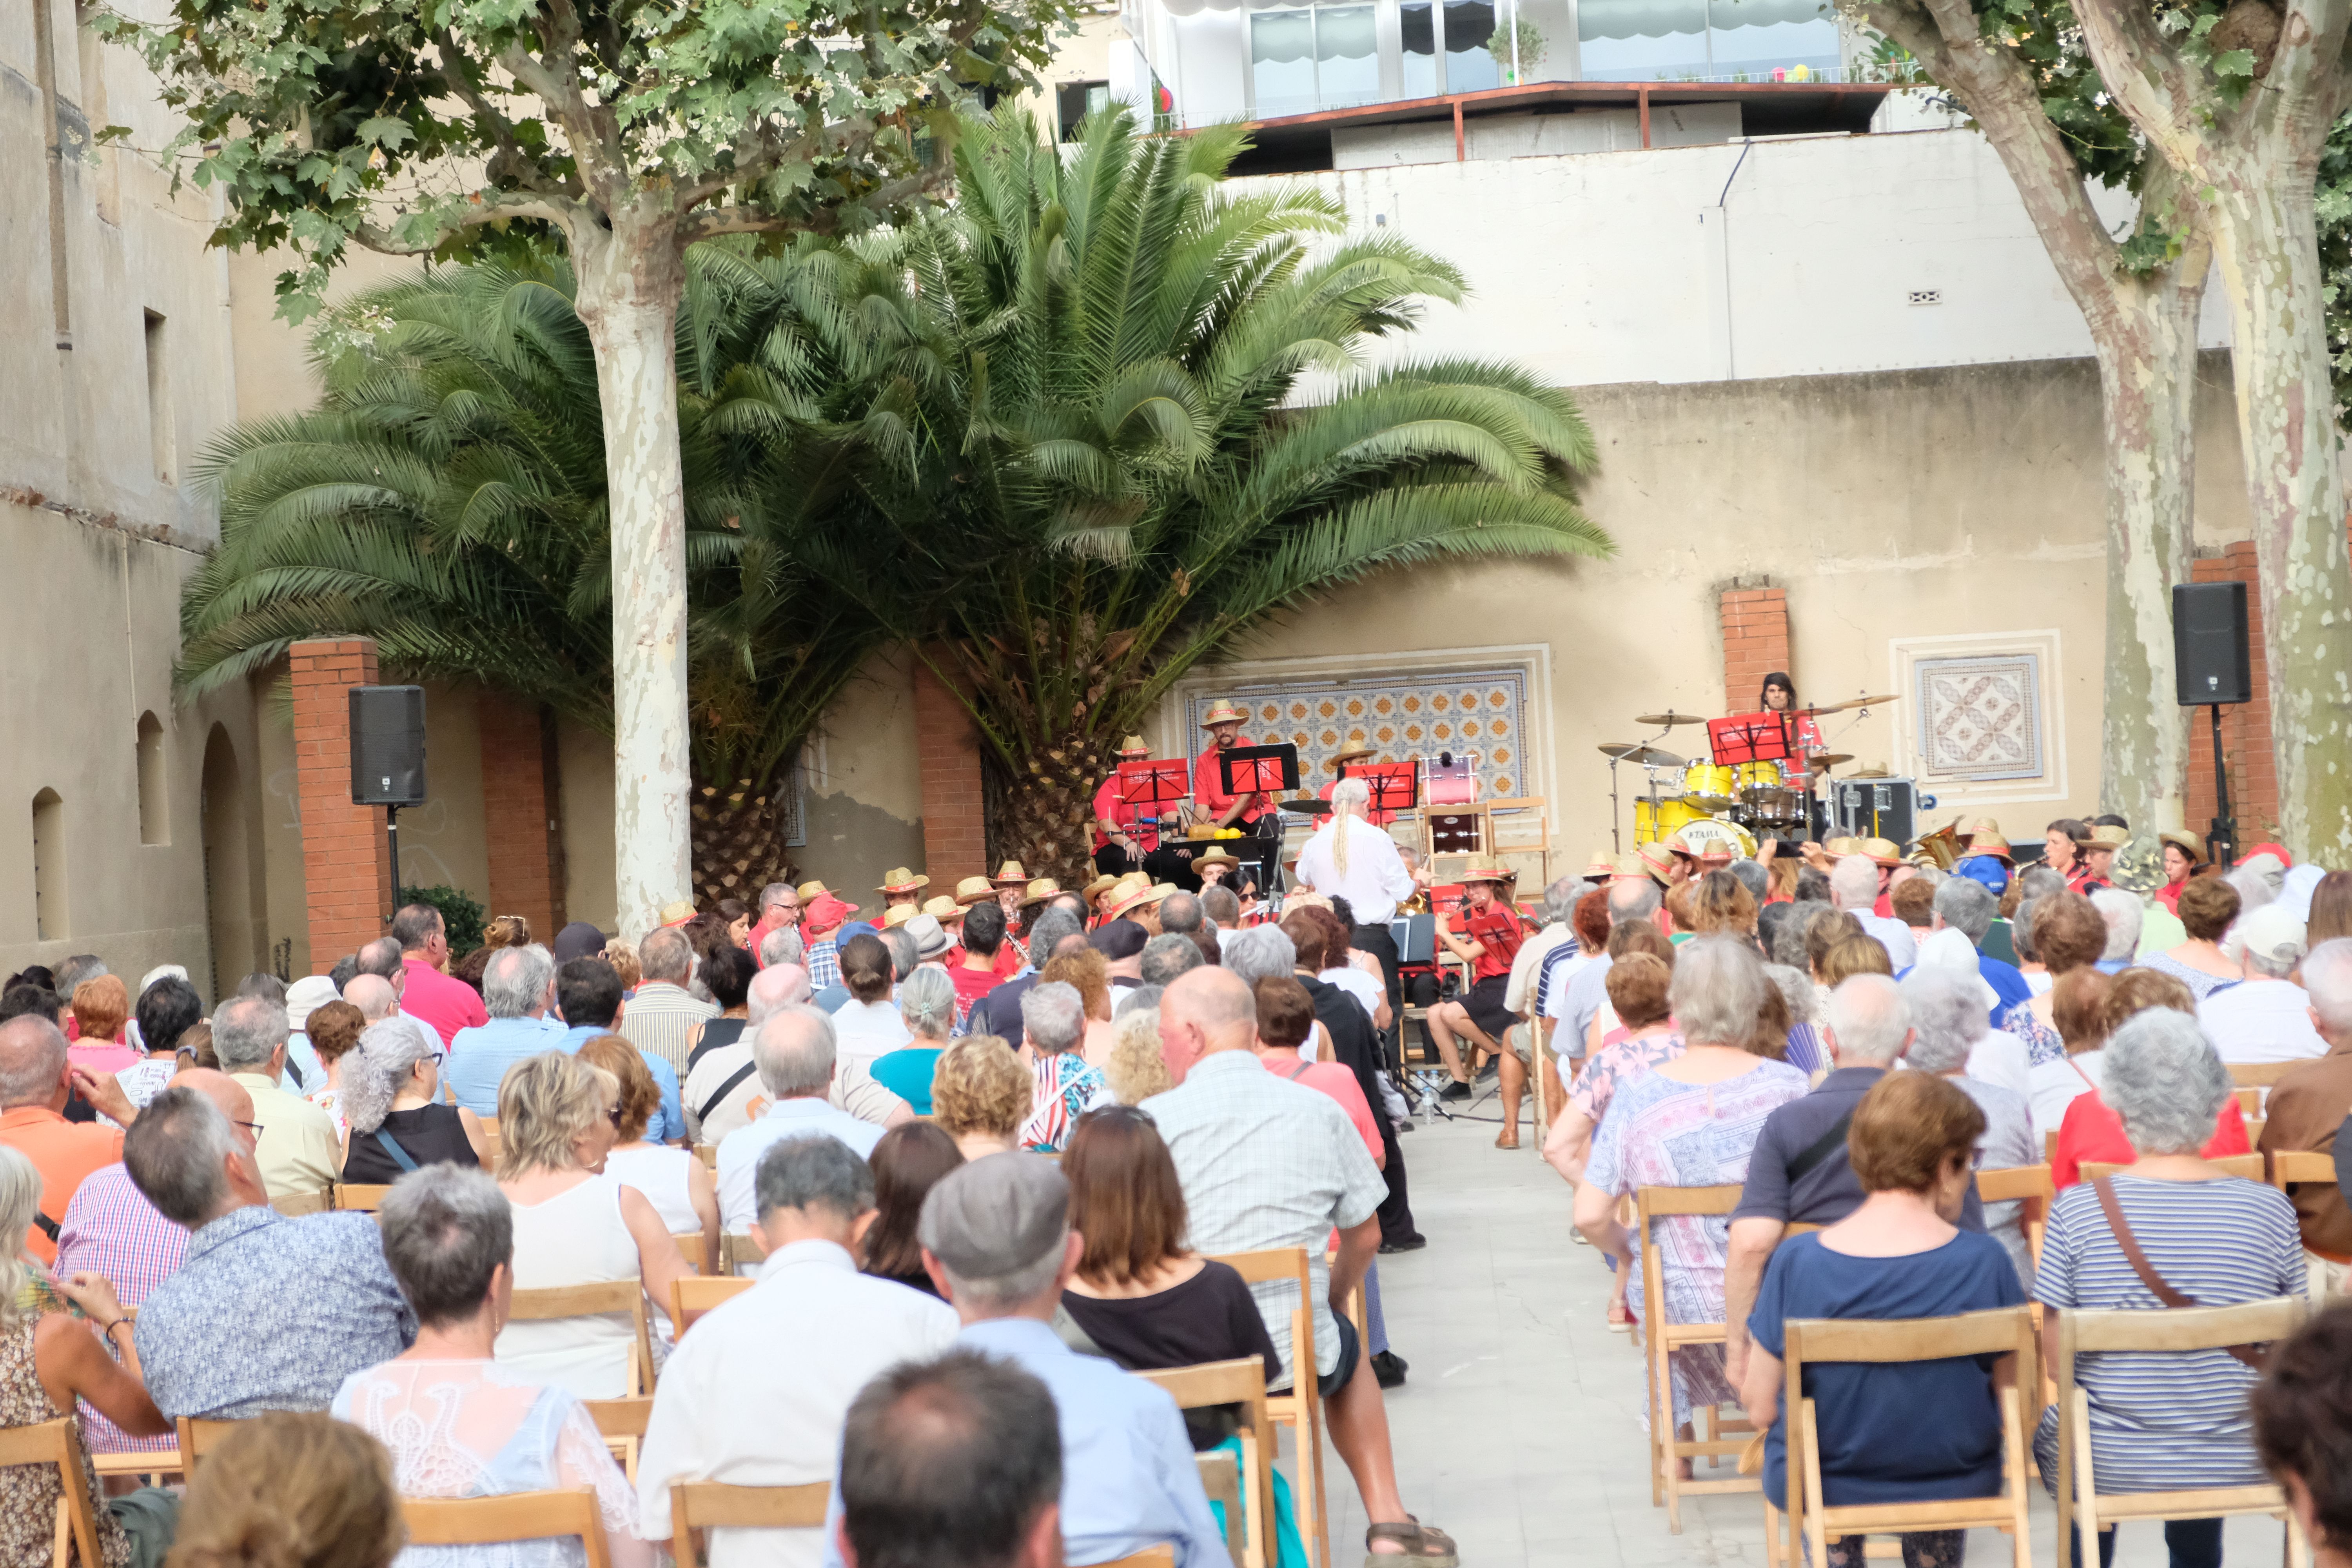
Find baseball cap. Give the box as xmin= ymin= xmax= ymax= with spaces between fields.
xmin=918 ymin=1154 xmax=1069 ymax=1282
xmin=2235 ymin=904 xmax=2308 ymax=967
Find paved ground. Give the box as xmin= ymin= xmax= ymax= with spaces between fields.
xmin=1291 ymin=1109 xmax=2295 ymax=1568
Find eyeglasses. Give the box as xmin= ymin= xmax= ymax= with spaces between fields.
xmin=232 ymin=1120 xmax=265 ymax=1140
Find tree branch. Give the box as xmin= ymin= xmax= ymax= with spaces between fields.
xmin=2070 ymin=0 xmax=2207 ymax=167
xmin=428 ymin=36 xmax=576 ymax=198
xmin=677 ymin=165 xmax=948 ymax=243
xmin=354 ymin=191 xmax=579 ymax=255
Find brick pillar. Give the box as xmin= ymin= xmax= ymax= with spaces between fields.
xmin=2184 ymin=544 xmax=2280 ymax=844
xmin=1720 ymin=584 xmax=1791 ymax=712
xmin=914 ymin=661 xmax=987 ymax=880
xmin=290 ymin=639 xmax=395 ymax=973
xmin=479 ymin=693 xmax=565 ymax=940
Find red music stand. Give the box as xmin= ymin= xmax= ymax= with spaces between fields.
xmin=1350 ymin=762 xmax=1419 ymax=814
xmin=1220 ymin=744 xmax=1298 ymax=797
xmin=1117 ymin=759 xmax=1189 ymax=808
xmin=1708 ymin=711 xmax=1793 ymax=767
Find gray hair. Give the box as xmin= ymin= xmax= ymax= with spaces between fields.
xmin=1826 ymin=973 xmax=1912 ymax=1063
xmin=1158 ymin=892 xmax=1205 ymax=936
xmin=483 ymin=943 xmax=555 ymax=1019
xmin=1762 ymin=962 xmax=1820 ymax=1025
xmin=2227 ymin=859 xmax=2279 ymax=917
xmin=1538 ymin=876 xmax=1585 ymax=928
xmin=1115 ymin=984 xmax=1165 ymax=1019
xmin=2103 ymin=1009 xmax=2232 ymax=1156
xmin=1667 ymin=937 xmax=1768 ymax=1048
xmin=123 ymin=1086 xmax=239 ymax=1227
xmin=1830 ymin=855 xmax=1880 ymax=911
xmin=755 ymin=1134 xmax=876 ymax=1225
xmin=746 ymin=964 xmax=813 ymax=1024
xmin=344 ymin=973 xmax=397 ymax=1022
xmin=378 ymin=1165 xmax=512 ymax=1327
xmin=1770 ymin=904 xmax=1830 ymax=970
xmin=759 ymin=882 xmax=795 ymax=913
xmin=211 ymin=994 xmax=290 ymax=1071
xmin=2011 ymin=897 xmax=2043 ymax=963
xmin=2016 ymin=866 xmax=2067 ymax=901
xmin=1024 ymin=909 xmax=1084 ymax=966
xmin=1727 ymin=860 xmax=1769 ymax=902
xmin=0 ymin=1017 xmax=68 ymax=1109
xmin=1609 ymin=879 xmax=1662 ymax=920
xmin=1900 ymin=968 xmax=1986 ymax=1073
xmin=52 ymin=956 xmax=109 ymax=999
xmin=2089 ymin=888 xmax=2143 ymax=963
xmin=878 ymin=926 xmax=918 ymax=984
xmin=1220 ymin=925 xmax=1298 ymax=985
xmin=1139 ymin=934 xmax=1203 ymax=986
xmin=753 ymin=1005 xmax=837 ymax=1097
xmin=340 ymin=1020 xmax=440 ymax=1134
xmin=897 ymin=967 xmax=958 ymax=1042
xmin=1021 ymin=982 xmax=1087 ymax=1057
xmin=356 ymin=936 xmax=405 ymax=980
xmin=1199 ymin=887 xmax=1241 ymax=927
xmin=2305 ymin=938 xmax=2352 ymax=1034
xmin=759 ymin=925 xmax=805 ymax=968
xmin=639 ymin=926 xmax=695 ymax=984
xmin=1933 ymin=878 xmax=1999 ymax=944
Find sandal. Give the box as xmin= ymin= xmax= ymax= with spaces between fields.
xmin=1367 ymin=1519 xmax=1459 ymax=1566
xmin=1607 ymin=1299 xmax=1635 ymax=1332
xmin=1494 ymin=1126 xmax=1519 ymax=1150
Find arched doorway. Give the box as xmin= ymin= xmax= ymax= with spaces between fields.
xmin=200 ymin=724 xmax=259 ymax=1005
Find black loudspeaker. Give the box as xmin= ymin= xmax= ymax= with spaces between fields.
xmin=350 ymin=686 xmax=428 ymax=806
xmin=2173 ymin=582 xmax=2252 ymax=705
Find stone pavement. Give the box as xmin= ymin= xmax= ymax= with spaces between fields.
xmin=1294 ymin=1111 xmax=2294 ymax=1568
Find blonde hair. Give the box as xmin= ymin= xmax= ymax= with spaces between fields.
xmin=602 ymin=942 xmax=642 ymax=991
xmin=930 ymin=1035 xmax=1030 ymax=1140
xmin=0 ymin=1148 xmax=40 ymax=1323
xmin=495 ymin=1052 xmax=609 ymax=1176
xmin=577 ymin=1035 xmax=661 ymax=1143
xmin=1105 ymin=1009 xmax=1173 ymax=1104
xmin=1329 ymin=777 xmax=1371 ymax=877
xmin=168 ymin=1413 xmax=402 ymax=1568
xmin=482 ymin=915 xmax=532 ymax=951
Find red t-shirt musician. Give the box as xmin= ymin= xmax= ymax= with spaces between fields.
xmin=1193 ymin=703 xmax=1273 ymax=826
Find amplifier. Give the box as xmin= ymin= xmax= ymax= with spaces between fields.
xmin=1831 ymin=777 xmax=1927 ymax=847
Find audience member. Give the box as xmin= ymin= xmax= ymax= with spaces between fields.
xmin=642 ymin=1136 xmax=957 ymax=1564
xmin=863 ymin=1121 xmax=965 ymax=1299
xmin=282 ymin=972 xmax=340 ymax=1093
xmin=833 ymin=1352 xmax=1062 ymax=1568
xmin=0 ymin=1015 xmax=124 ymax=1262
xmin=931 ymin=1036 xmax=1029 ymax=1162
xmin=303 ymin=999 xmax=366 ymax=1136
xmin=493 ymin=1053 xmax=690 ymax=1397
xmin=679 ymin=946 xmax=755 ymax=1071
xmin=581 ymin=1034 xmax=718 ymax=1277
xmin=169 ymin=1413 xmax=403 ymax=1568
xmin=2200 ymin=904 xmax=2325 ymax=1064
xmin=2089 ymin=887 xmax=2146 ymax=975
xmin=1549 ymin=886 xmax=1664 ymax=1069
xmin=211 ymin=995 xmax=339 ymax=1198
xmin=2053 ymin=969 xmax=2242 ymax=1187
xmin=129 ymin=1075 xmax=414 ymax=1417
xmin=2024 ymin=968 xmax=2116 ymax=1137
xmin=1741 ymin=1073 xmax=2027 ymax=1567
xmin=2143 ymin=875 xmax=2245 ymax=999
xmin=1017 ymin=983 xmax=1104 ymax=1153
xmin=1146 ymin=968 xmax=1449 ymax=1564
xmin=1929 ymin=878 xmax=2032 ymax=1016
xmin=393 ymin=904 xmax=489 ymax=1047
xmin=619 ymin=927 xmax=717 ymax=1078
xmin=67 ymin=976 xmax=135 ymax=1076
xmin=341 ymin=1020 xmax=486 ymax=1182
xmin=1997 ymin=893 xmax=2109 ymax=1067
xmin=2029 ymin=1009 xmax=2303 ymax=1564
xmin=348 ymin=939 xmax=446 ymax=1066
xmin=1544 ymin=952 xmax=1681 ymax=1279
xmin=682 ymin=963 xmax=807 ymax=1146
xmin=55 ymin=1151 xmax=187 ymax=1455
xmin=2252 ymin=1301 xmax=2352 ymax=1566
xmin=337 ymin=1166 xmax=653 ymax=1568
xmin=831 ymin=935 xmax=913 ymax=1069
xmin=1039 ymin=949 xmax=1119 ymax=1067
xmin=552 ymin=955 xmax=687 ymax=1145
xmin=443 ymin=946 xmax=566 ymax=1117
xmin=1103 ymin=1008 xmax=1174 ymax=1107
xmin=870 ymin=967 xmax=955 ymax=1116
xmin=1832 ymin=854 xmax=1917 ymax=967
xmin=717 ymin=1008 xmax=886 ymax=1234
xmin=118 ymin=976 xmax=201 ymax=1112
xmin=1899 ymin=969 xmax=2039 ymax=1283
xmin=2256 ymin=938 xmax=2352 ymax=1296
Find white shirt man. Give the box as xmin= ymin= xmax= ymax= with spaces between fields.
xmin=2199 ymin=906 xmax=2325 ymax=1065
xmin=1832 ymin=854 xmax=1918 ymax=969
xmin=1291 ymin=782 xmax=1416 ymax=926
xmin=714 ymin=1009 xmax=887 ymax=1236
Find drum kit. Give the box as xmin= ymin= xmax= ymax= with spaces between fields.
xmin=1598 ymin=695 xmax=1897 ymax=853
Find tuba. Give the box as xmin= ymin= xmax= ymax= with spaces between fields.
xmin=1909 ymin=819 xmax=1964 ymax=872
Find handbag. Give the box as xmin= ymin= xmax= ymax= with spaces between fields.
xmin=2088 ymin=1175 xmax=2270 ymax=1369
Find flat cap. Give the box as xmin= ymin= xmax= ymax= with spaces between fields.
xmin=918 ymin=1153 xmax=1069 ymax=1281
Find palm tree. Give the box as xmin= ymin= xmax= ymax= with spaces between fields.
xmin=176 ymin=254 xmax=883 ymax=902
xmin=730 ymin=106 xmax=1614 ymax=881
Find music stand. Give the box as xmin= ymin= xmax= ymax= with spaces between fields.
xmin=1706 ymin=711 xmax=1792 ymax=766
xmin=1350 ymin=762 xmax=1420 ymax=815
xmin=1220 ymin=744 xmax=1299 ymax=797
xmin=1117 ymin=759 xmax=1190 ymax=835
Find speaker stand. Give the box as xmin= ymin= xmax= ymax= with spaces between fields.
xmin=2206 ymin=703 xmax=2237 ymax=869
xmin=386 ymin=804 xmax=405 ymax=916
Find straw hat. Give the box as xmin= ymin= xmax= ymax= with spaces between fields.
xmin=989 ymin=861 xmax=1031 ymax=888
xmin=1583 ymin=847 xmax=1617 ymax=879
xmin=1192 ymin=849 xmax=1240 ymax=870
xmin=1821 ymin=837 xmax=1862 ymax=859
xmin=1610 ymin=852 xmax=1652 ymax=880
xmin=658 ymin=900 xmax=697 ymax=926
xmin=1200 ymin=702 xmax=1247 ymax=728
xmin=1849 ymin=762 xmax=1891 ymax=780
xmin=2085 ymin=824 xmax=2132 ymax=852
xmin=1113 ymin=881 xmax=1176 ymax=918
xmin=1959 ymin=833 xmax=2014 ymax=865
xmin=1116 ymin=735 xmax=1151 ymax=756
xmin=795 ymin=880 xmax=830 ymax=901
xmin=2159 ymin=829 xmax=2209 ymax=865
xmin=921 ymin=895 xmax=965 ymax=923
xmin=1082 ymin=874 xmax=1120 ymax=902
xmin=881 ymin=904 xmax=918 ymax=929
xmin=953 ymin=875 xmax=998 ymax=906
xmin=1462 ymin=864 xmax=1515 ymax=886
xmin=1330 ymin=743 xmax=1376 ymax=767
xmin=1018 ymin=878 xmax=1063 ymax=908
xmin=1858 ymin=837 xmax=1904 ymax=868
xmin=877 ymin=867 xmax=929 ymax=895
xmin=1634 ymin=843 xmax=1677 ymax=881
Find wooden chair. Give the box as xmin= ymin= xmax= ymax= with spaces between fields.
xmin=1207 ymin=1248 xmax=1330 ymax=1568
xmin=2053 ymin=1297 xmax=2310 ymax=1568
xmin=0 ymin=1417 xmax=106 ymax=1568
xmin=334 ymin=1183 xmax=392 ymax=1212
xmin=479 ymin=1117 xmax=502 ymax=1161
xmin=586 ymin=1397 xmax=653 ymax=1481
xmin=1526 ymin=1014 xmax=1553 ymax=1151
xmin=671 ymin=1275 xmax=754 ymax=1335
xmin=1777 ymin=1306 xmax=2038 ymax=1568
xmin=668 ymin=1480 xmax=829 ymax=1568
xmin=1976 ymin=1164 xmax=2056 ymax=1276
xmin=1138 ymin=1356 xmax=1277 ymax=1568
xmin=2043 ymin=1131 xmax=2060 ymax=1165
xmin=174 ymin=1417 xmax=241 ymax=1472
xmin=694 ymin=1144 xmax=719 ymax=1171
xmin=270 ymin=1189 xmax=332 ymax=1217
xmin=1636 ymin=1184 xmax=1758 ymax=1530
xmin=1102 ymin=1551 xmax=1176 ymax=1568
xmin=2080 ymin=1154 xmax=2264 ymax=1182
xmin=508 ymin=1283 xmax=657 ymax=1396
xmin=2270 ymin=1149 xmax=2336 ymax=1190
xmin=403 ymin=1489 xmax=612 ymax=1568
xmin=672 ymin=1230 xmax=715 ymax=1276
xmin=2229 ymin=1062 xmax=2301 ymax=1118
xmin=720 ymin=1232 xmax=767 ymax=1275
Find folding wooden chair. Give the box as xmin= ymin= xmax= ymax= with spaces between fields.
xmin=672 ymin=1230 xmax=715 ymax=1276
xmin=1138 ymin=1356 xmax=1277 ymax=1568
xmin=174 ymin=1417 xmax=241 ymax=1473
xmin=2245 ymin=1118 xmax=2267 ymax=1148
xmin=1207 ymin=1247 xmax=1330 ymax=1568
xmin=2053 ymin=1297 xmax=2310 ymax=1568
xmin=2269 ymin=1149 xmax=2336 ymax=1190
xmin=479 ymin=1117 xmax=503 ymax=1162
xmin=1635 ymin=1183 xmax=1757 ymax=1530
xmin=2229 ymin=1062 xmax=2299 ymax=1120
xmin=2080 ymin=1154 xmax=2263 ymax=1183
xmin=1102 ymin=1550 xmax=1176 ymax=1568
xmin=671 ymin=1275 xmax=754 ymax=1335
xmin=1976 ymin=1164 xmax=2056 ymax=1277
xmin=509 ymin=1283 xmax=657 ymax=1396
xmin=0 ymin=1417 xmax=106 ymax=1568
xmin=333 ymin=1183 xmax=392 ymax=1212
xmin=585 ymin=1397 xmax=652 ymax=1481
xmin=403 ymin=1489 xmax=613 ymax=1568
xmin=694 ymin=1144 xmax=719 ymax=1171
xmin=270 ymin=1189 xmax=332 ymax=1217
xmin=1776 ymin=1305 xmax=2038 ymax=1568
xmin=668 ymin=1480 xmax=830 ymax=1568
xmin=719 ymin=1232 xmax=767 ymax=1275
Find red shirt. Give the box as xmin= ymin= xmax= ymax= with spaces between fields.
xmin=948 ymin=961 xmax=1000 ymax=1018
xmin=402 ymin=956 xmax=489 ymax=1048
xmin=1090 ymin=776 xmax=1160 ymax=852
xmin=1462 ymin=900 xmax=1528 ymax=982
xmin=1317 ymin=779 xmax=1396 ymax=827
xmin=0 ymin=1108 xmax=123 ymax=1264
xmin=1194 ymin=738 xmax=1272 ymax=822
xmin=2052 ymin=1092 xmax=2250 ymax=1188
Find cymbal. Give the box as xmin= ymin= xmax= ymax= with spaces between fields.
xmin=1633 ymin=711 xmax=1705 ymax=728
xmin=1805 ymin=752 xmax=1854 ymax=770
xmin=1278 ymin=797 xmax=1334 ymax=816
xmin=1681 ymin=793 xmax=1737 ymax=811
xmin=1599 ymin=743 xmax=1684 ymax=769
xmin=1809 ymin=693 xmax=1900 ymax=715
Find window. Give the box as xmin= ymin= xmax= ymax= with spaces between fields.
xmin=136 ymin=711 xmax=169 ymax=845
xmin=1576 ymin=0 xmax=1836 ymax=78
xmin=1401 ymin=0 xmax=1440 ymax=95
xmin=1443 ymin=0 xmax=1501 ymax=91
xmin=143 ymin=310 xmax=174 ymax=485
xmin=1056 ymin=79 xmax=1111 ymax=140
xmin=31 ymin=789 xmax=66 ymax=941
xmin=1250 ymin=5 xmax=1379 ymax=117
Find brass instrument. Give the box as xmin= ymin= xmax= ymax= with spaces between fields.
xmin=1911 ymin=820 xmax=1963 ymax=871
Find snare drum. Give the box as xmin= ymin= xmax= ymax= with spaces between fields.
xmin=1635 ymin=797 xmax=1707 ymax=845
xmin=1683 ymin=762 xmax=1738 ymax=800
xmin=1733 ymin=760 xmax=1786 ymax=790
xmin=1740 ymin=785 xmax=1809 ymax=832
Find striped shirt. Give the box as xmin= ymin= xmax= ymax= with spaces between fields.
xmin=2030 ymin=1176 xmax=2304 ymax=1494
xmin=804 ymin=938 xmax=841 ymax=994
xmin=55 ymin=1164 xmax=187 ymax=1453
xmin=1533 ymin=940 xmax=1588 ymax=1018
xmin=617 ymin=981 xmax=716 ymax=1078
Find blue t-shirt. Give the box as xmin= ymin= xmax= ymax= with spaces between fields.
xmin=868 ymin=1048 xmax=943 ymax=1116
xmin=1748 ymin=1229 xmax=2026 ymax=1507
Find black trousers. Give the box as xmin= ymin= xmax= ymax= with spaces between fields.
xmin=1142 ymin=842 xmax=1203 ymax=891
xmin=1350 ymin=922 xmax=1403 ymax=1075
xmin=1343 ymin=921 xmax=1417 ymax=1243
xmin=1093 ymin=842 xmax=1142 ymax=879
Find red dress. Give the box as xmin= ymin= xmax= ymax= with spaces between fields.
xmin=2052 ymin=1092 xmax=2250 ymax=1188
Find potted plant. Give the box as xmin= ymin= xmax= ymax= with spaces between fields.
xmin=1486 ymin=14 xmax=1545 ymax=82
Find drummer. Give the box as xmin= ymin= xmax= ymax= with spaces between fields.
xmin=1760 ymin=671 xmax=1826 ymax=762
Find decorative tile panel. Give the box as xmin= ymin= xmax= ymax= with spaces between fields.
xmin=1183 ymin=669 xmax=1532 ymax=798
xmin=1915 ymin=653 xmax=2042 ymax=781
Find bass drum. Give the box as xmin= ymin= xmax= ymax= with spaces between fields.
xmin=1635 ymin=797 xmax=1707 ymax=846
xmin=1670 ymin=817 xmax=1758 ymax=862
